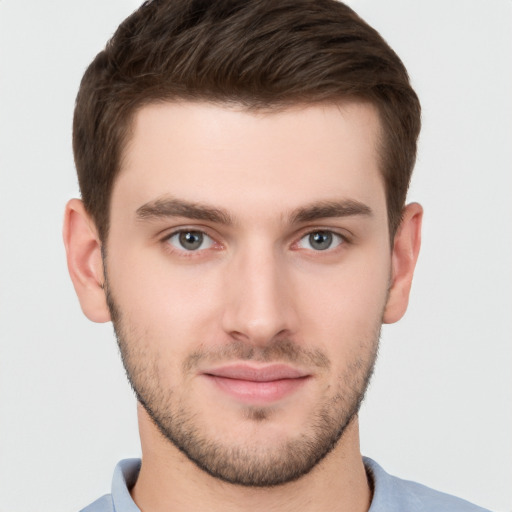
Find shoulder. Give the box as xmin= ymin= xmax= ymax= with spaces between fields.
xmin=364 ymin=457 xmax=492 ymax=512
xmin=80 ymin=494 xmax=114 ymax=512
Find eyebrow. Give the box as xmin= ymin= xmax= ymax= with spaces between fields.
xmin=289 ymin=199 xmax=372 ymax=224
xmin=135 ymin=197 xmax=372 ymax=226
xmin=136 ymin=197 xmax=233 ymax=225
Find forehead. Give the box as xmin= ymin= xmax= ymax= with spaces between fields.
xmin=113 ymin=101 xmax=386 ymax=222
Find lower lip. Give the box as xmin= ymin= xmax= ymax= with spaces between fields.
xmin=205 ymin=375 xmax=309 ymax=404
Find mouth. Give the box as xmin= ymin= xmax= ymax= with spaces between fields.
xmin=201 ymin=364 xmax=311 ymax=404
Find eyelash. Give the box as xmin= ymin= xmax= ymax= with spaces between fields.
xmin=293 ymin=230 xmax=347 ymax=252
xmin=161 ymin=227 xmax=350 ymax=256
xmin=162 ymin=229 xmax=220 ymax=257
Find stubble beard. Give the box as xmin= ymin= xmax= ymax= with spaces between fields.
xmin=105 ymin=281 xmax=380 ymax=488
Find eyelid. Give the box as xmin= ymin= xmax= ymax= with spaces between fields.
xmin=292 ymin=227 xmax=351 ymax=251
xmin=159 ymin=224 xmax=217 ymax=241
xmin=302 ymin=231 xmax=342 ymax=249
xmin=296 ymin=226 xmax=351 ymax=240
xmin=160 ymin=226 xmax=222 ymax=254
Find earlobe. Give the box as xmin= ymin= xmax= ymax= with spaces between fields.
xmin=382 ymin=202 xmax=423 ymax=324
xmin=63 ymin=199 xmax=111 ymax=323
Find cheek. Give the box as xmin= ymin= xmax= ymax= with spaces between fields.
xmin=294 ymin=255 xmax=390 ymax=349
xmin=107 ymin=248 xmax=224 ymax=349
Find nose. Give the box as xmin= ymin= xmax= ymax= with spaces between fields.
xmin=221 ymin=244 xmax=297 ymax=346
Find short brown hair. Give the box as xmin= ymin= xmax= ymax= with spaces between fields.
xmin=73 ymin=0 xmax=420 ymax=242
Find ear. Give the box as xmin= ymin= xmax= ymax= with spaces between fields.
xmin=383 ymin=202 xmax=423 ymax=324
xmin=63 ymin=199 xmax=111 ymax=323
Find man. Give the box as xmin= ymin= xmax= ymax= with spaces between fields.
xmin=63 ymin=1 xmax=490 ymax=511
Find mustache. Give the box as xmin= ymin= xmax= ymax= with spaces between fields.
xmin=183 ymin=338 xmax=331 ymax=373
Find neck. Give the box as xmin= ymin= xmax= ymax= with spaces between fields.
xmin=131 ymin=406 xmax=371 ymax=512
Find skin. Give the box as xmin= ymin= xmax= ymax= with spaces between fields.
xmin=63 ymin=101 xmax=422 ymax=512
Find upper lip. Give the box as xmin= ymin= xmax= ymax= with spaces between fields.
xmin=203 ymin=364 xmax=309 ymax=382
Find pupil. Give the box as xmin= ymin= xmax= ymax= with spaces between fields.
xmin=310 ymin=231 xmax=332 ymax=250
xmin=179 ymin=231 xmax=203 ymax=250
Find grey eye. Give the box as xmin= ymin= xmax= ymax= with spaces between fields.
xmin=309 ymin=232 xmax=333 ymax=250
xmin=167 ymin=230 xmax=214 ymax=251
xmin=179 ymin=231 xmax=203 ymax=250
xmin=297 ymin=231 xmax=343 ymax=251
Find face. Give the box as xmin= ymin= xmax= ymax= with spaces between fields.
xmin=105 ymin=101 xmax=392 ymax=486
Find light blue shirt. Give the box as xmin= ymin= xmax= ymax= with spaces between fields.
xmin=81 ymin=457 xmax=491 ymax=511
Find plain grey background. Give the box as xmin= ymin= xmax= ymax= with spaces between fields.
xmin=0 ymin=1 xmax=510 ymax=511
